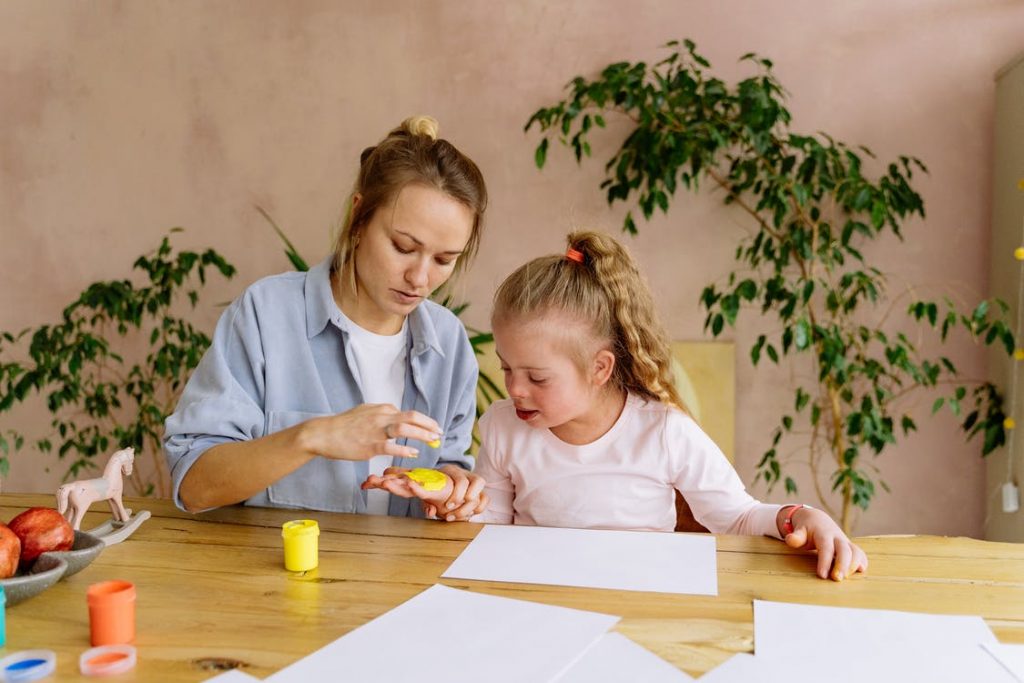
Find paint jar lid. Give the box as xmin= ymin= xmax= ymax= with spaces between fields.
xmin=79 ymin=644 xmax=137 ymax=677
xmin=282 ymin=519 xmax=320 ymax=539
xmin=0 ymin=650 xmax=57 ymax=682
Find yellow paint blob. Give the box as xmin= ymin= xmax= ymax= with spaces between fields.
xmin=1005 ymin=418 xmax=1016 ymax=431
xmin=1015 ymin=349 xmax=1024 ymax=361
xmin=1015 ymin=247 xmax=1024 ymax=261
xmin=404 ymin=468 xmax=447 ymax=491
xmin=427 ymin=439 xmax=441 ymax=449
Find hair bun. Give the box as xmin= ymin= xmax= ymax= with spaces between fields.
xmin=402 ymin=115 xmax=439 ymax=140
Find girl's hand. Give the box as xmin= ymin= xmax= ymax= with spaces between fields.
xmin=433 ymin=465 xmax=489 ymax=521
xmin=301 ymin=404 xmax=442 ymax=461
xmin=781 ymin=506 xmax=869 ymax=581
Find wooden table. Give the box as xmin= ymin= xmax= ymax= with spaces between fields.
xmin=3 ymin=493 xmax=1023 ymax=681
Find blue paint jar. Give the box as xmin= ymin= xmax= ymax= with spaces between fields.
xmin=0 ymin=584 xmax=6 ymax=648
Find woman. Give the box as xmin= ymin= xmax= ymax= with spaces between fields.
xmin=164 ymin=116 xmax=488 ymax=521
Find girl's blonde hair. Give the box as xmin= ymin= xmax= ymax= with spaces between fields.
xmin=493 ymin=230 xmax=685 ymax=410
xmin=332 ymin=115 xmax=488 ymax=290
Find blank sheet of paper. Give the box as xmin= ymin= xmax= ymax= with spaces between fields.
xmin=264 ymin=584 xmax=619 ymax=683
xmin=752 ymin=600 xmax=1014 ymax=683
xmin=699 ymin=654 xmax=783 ymax=683
xmin=983 ymin=643 xmax=1024 ymax=682
xmin=702 ymin=647 xmax=1017 ymax=683
xmin=442 ymin=525 xmax=717 ymax=595
xmin=203 ymin=671 xmax=262 ymax=682
xmin=558 ymin=632 xmax=694 ymax=682
xmin=754 ymin=599 xmax=998 ymax=654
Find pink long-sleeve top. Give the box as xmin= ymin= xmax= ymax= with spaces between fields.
xmin=471 ymin=395 xmax=784 ymax=537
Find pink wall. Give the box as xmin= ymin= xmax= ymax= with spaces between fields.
xmin=2 ymin=0 xmax=1022 ymax=536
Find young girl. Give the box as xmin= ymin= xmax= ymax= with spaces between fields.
xmin=364 ymin=231 xmax=867 ymax=581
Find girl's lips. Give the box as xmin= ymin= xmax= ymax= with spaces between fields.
xmin=515 ymin=408 xmax=538 ymax=421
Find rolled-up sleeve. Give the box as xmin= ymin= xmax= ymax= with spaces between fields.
xmin=163 ymin=293 xmax=267 ymax=510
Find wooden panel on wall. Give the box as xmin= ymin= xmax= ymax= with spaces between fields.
xmin=986 ymin=52 xmax=1024 ymax=542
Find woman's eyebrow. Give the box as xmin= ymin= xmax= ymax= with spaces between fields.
xmin=394 ymin=229 xmax=464 ymax=256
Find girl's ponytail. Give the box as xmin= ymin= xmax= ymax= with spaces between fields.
xmin=566 ymin=232 xmax=684 ymax=410
xmin=493 ymin=229 xmax=685 ymax=411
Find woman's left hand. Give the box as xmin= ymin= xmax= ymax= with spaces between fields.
xmin=781 ymin=506 xmax=869 ymax=581
xmin=361 ymin=466 xmax=452 ymax=503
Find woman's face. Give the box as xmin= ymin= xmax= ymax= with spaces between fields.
xmin=346 ymin=184 xmax=474 ymax=334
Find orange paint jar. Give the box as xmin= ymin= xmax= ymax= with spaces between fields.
xmin=86 ymin=580 xmax=136 ymax=646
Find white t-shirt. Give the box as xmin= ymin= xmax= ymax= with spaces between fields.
xmin=340 ymin=310 xmax=408 ymax=515
xmin=471 ymin=394 xmax=783 ymax=536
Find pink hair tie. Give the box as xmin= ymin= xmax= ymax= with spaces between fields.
xmin=565 ymin=247 xmax=585 ymax=264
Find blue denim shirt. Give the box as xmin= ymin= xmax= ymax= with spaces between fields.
xmin=163 ymin=257 xmax=477 ymax=515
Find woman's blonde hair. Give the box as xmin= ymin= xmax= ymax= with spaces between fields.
xmin=493 ymin=230 xmax=685 ymax=410
xmin=332 ymin=115 xmax=487 ymax=290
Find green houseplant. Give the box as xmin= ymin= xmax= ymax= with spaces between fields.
xmin=526 ymin=40 xmax=1014 ymax=531
xmin=0 ymin=230 xmax=235 ymax=496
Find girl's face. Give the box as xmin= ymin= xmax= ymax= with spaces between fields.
xmin=346 ymin=184 xmax=473 ymax=334
xmin=493 ymin=315 xmax=615 ymax=440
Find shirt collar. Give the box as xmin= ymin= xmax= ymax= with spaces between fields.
xmin=304 ymin=256 xmax=446 ymax=358
xmin=305 ymin=257 xmax=337 ymax=339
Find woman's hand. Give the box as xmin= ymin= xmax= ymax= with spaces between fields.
xmin=300 ymin=404 xmax=441 ymax=461
xmin=361 ymin=466 xmax=489 ymax=522
xmin=361 ymin=466 xmax=453 ymax=504
xmin=780 ymin=506 xmax=869 ymax=581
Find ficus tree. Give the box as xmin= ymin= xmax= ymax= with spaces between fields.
xmin=525 ymin=40 xmax=1014 ymax=531
xmin=0 ymin=230 xmax=235 ymax=496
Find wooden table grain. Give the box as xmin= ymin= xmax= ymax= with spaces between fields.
xmin=2 ymin=493 xmax=1023 ymax=681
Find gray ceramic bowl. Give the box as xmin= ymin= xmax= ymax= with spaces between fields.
xmin=0 ymin=531 xmax=104 ymax=606
xmin=60 ymin=530 xmax=105 ymax=577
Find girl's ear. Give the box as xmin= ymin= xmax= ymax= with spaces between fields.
xmin=591 ymin=348 xmax=616 ymax=388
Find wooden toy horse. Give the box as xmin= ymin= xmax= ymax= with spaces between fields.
xmin=56 ymin=447 xmax=135 ymax=531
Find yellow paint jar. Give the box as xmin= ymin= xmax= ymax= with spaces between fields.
xmin=281 ymin=519 xmax=320 ymax=572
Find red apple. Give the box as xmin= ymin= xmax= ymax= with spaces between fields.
xmin=8 ymin=507 xmax=74 ymax=568
xmin=0 ymin=522 xmax=20 ymax=578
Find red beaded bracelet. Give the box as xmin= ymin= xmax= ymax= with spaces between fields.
xmin=782 ymin=504 xmax=805 ymax=536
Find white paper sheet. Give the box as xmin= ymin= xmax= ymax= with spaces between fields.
xmin=203 ymin=671 xmax=262 ymax=682
xmin=702 ymin=647 xmax=1017 ymax=683
xmin=265 ymin=584 xmax=619 ymax=683
xmin=442 ymin=525 xmax=718 ymax=595
xmin=751 ymin=600 xmax=1013 ymax=682
xmin=557 ymin=632 xmax=693 ymax=682
xmin=984 ymin=642 xmax=1024 ymax=682
xmin=698 ymin=654 xmax=780 ymax=682
xmin=754 ymin=599 xmax=998 ymax=655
